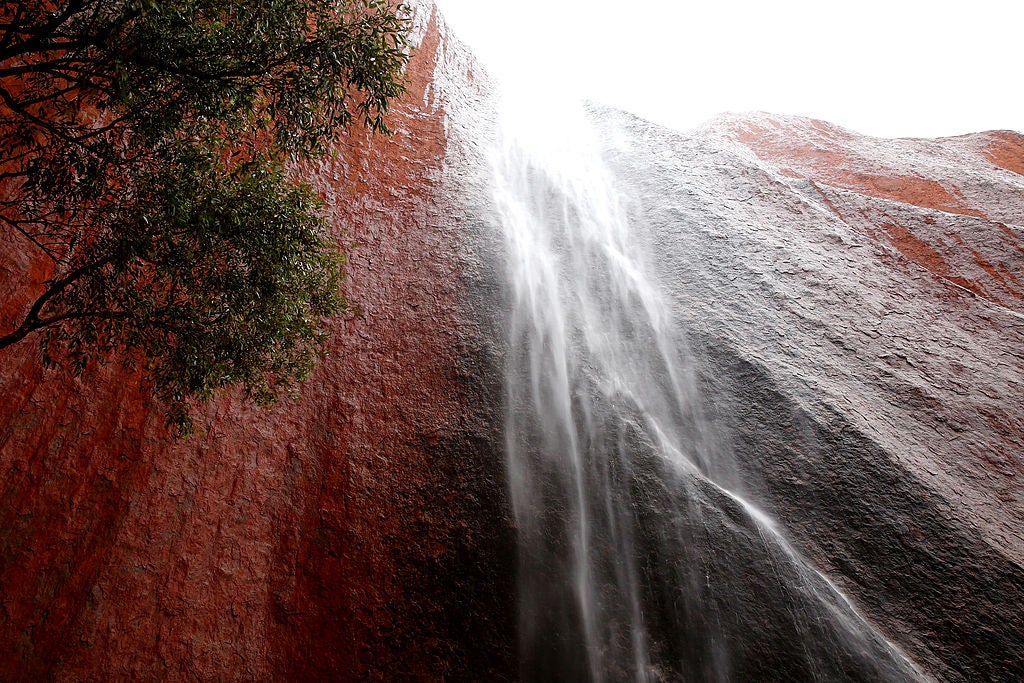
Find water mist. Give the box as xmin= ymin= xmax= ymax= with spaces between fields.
xmin=490 ymin=95 xmax=927 ymax=682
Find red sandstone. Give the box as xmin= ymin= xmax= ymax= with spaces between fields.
xmin=728 ymin=116 xmax=1024 ymax=312
xmin=0 ymin=7 xmax=512 ymax=680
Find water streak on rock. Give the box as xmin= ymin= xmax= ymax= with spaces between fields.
xmin=493 ymin=99 xmax=926 ymax=682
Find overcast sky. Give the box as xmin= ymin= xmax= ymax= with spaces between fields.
xmin=433 ymin=0 xmax=1023 ymax=138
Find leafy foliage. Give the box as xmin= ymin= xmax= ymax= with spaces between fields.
xmin=0 ymin=0 xmax=410 ymax=433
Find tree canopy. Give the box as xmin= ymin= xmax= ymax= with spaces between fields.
xmin=0 ymin=0 xmax=410 ymax=433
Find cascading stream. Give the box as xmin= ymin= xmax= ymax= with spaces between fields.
xmin=492 ymin=97 xmax=929 ymax=682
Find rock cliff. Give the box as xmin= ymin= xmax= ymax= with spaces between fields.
xmin=1 ymin=4 xmax=1022 ymax=680
xmin=0 ymin=5 xmax=515 ymax=680
xmin=596 ymin=109 xmax=1024 ymax=681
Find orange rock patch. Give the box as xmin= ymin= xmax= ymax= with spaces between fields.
xmin=878 ymin=221 xmax=987 ymax=298
xmin=735 ymin=122 xmax=985 ymax=218
xmin=986 ymin=131 xmax=1024 ymax=177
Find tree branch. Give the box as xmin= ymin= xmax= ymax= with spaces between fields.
xmin=0 ymin=213 xmax=63 ymax=262
xmin=0 ymin=252 xmax=114 ymax=350
xmin=0 ymin=0 xmax=93 ymax=61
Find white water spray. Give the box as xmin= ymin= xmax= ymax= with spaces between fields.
xmin=491 ymin=93 xmax=927 ymax=682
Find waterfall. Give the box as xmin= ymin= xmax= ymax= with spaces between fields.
xmin=491 ymin=97 xmax=928 ymax=682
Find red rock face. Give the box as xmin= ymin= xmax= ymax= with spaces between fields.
xmin=0 ymin=5 xmax=514 ymax=680
xmin=4 ymin=12 xmax=1021 ymax=677
xmin=731 ymin=116 xmax=1024 ymax=310
xmin=986 ymin=130 xmax=1024 ymax=177
xmin=733 ymin=119 xmax=984 ymax=217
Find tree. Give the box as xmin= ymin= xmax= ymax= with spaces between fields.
xmin=0 ymin=0 xmax=410 ymax=433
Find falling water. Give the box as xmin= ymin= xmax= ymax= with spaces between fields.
xmin=492 ymin=98 xmax=928 ymax=682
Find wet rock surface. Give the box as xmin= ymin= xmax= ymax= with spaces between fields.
xmin=597 ymin=108 xmax=1024 ymax=681
xmin=0 ymin=5 xmax=515 ymax=680
xmin=1 ymin=5 xmax=1022 ymax=678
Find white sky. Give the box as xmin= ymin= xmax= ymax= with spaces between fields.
xmin=433 ymin=0 xmax=1024 ymax=138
